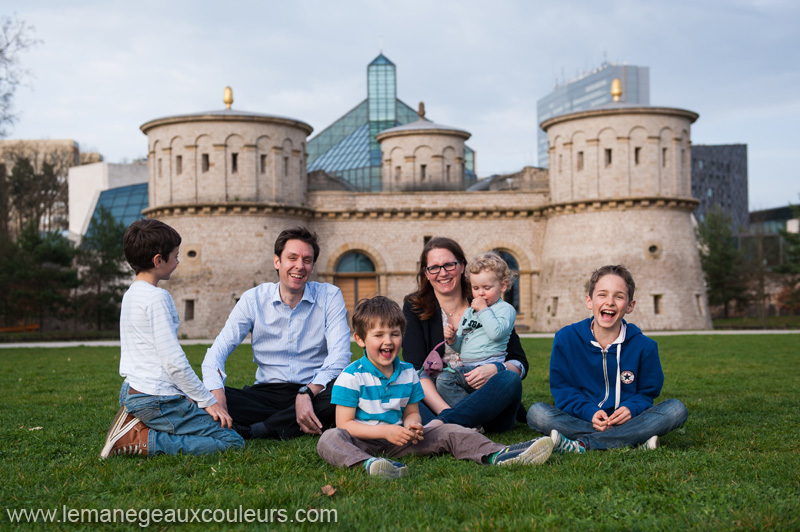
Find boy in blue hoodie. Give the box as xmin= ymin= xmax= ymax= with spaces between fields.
xmin=526 ymin=265 xmax=688 ymax=453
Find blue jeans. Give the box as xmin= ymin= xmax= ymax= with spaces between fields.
xmin=419 ymin=370 xmax=523 ymax=433
xmin=435 ymin=366 xmax=475 ymax=407
xmin=526 ymin=399 xmax=688 ymax=450
xmin=119 ymin=382 xmax=244 ymax=456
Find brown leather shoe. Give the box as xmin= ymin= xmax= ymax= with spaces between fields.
xmin=100 ymin=408 xmax=149 ymax=458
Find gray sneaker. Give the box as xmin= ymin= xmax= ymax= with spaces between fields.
xmin=364 ymin=457 xmax=408 ymax=478
xmin=550 ymin=429 xmax=586 ymax=454
xmin=490 ymin=436 xmax=554 ymax=466
xmin=638 ymin=435 xmax=660 ymax=451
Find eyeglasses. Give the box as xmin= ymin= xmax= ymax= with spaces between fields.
xmin=425 ymin=261 xmax=461 ymax=275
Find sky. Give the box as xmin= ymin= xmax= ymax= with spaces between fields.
xmin=4 ymin=0 xmax=799 ymax=210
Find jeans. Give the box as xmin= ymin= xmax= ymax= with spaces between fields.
xmin=419 ymin=370 xmax=522 ymax=433
xmin=119 ymin=381 xmax=244 ymax=456
xmin=435 ymin=366 xmax=475 ymax=407
xmin=526 ymin=399 xmax=688 ymax=450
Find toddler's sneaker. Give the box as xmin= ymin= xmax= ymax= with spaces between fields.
xmin=550 ymin=429 xmax=587 ymax=454
xmin=638 ymin=435 xmax=660 ymax=451
xmin=489 ymin=436 xmax=553 ymax=466
xmin=364 ymin=457 xmax=408 ymax=479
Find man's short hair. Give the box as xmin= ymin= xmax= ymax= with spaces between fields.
xmin=587 ymin=265 xmax=636 ymax=301
xmin=274 ymin=227 xmax=320 ymax=263
xmin=123 ymin=219 xmax=182 ymax=274
xmin=352 ymin=296 xmax=406 ymax=339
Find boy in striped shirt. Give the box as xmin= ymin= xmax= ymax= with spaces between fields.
xmin=317 ymin=296 xmax=553 ymax=478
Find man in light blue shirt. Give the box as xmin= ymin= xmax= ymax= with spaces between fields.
xmin=201 ymin=227 xmax=352 ymax=440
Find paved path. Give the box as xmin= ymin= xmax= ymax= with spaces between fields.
xmin=0 ymin=329 xmax=797 ymax=349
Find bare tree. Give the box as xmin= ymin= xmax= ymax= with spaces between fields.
xmin=0 ymin=15 xmax=39 ymax=137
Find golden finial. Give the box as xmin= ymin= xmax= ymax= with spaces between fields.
xmin=611 ymin=78 xmax=622 ymax=102
xmin=418 ymin=101 xmax=425 ymax=119
xmin=223 ymin=86 xmax=233 ymax=109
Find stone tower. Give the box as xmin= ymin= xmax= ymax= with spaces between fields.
xmin=375 ymin=103 xmax=471 ymax=192
xmin=140 ymin=88 xmax=313 ymax=337
xmin=535 ymin=84 xmax=712 ymax=331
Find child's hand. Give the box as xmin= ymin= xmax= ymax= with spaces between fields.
xmin=405 ymin=422 xmax=424 ymax=444
xmin=592 ymin=410 xmax=609 ymax=432
xmin=444 ymin=323 xmax=457 ymax=344
xmin=607 ymin=406 xmax=631 ymax=426
xmin=471 ymin=297 xmax=488 ymax=312
xmin=384 ymin=425 xmax=417 ymax=446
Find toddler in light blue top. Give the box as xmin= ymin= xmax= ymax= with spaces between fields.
xmin=439 ymin=252 xmax=517 ymax=407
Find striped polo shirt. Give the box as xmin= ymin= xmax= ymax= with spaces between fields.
xmin=331 ymin=355 xmax=425 ymax=426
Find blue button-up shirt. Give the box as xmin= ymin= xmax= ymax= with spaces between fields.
xmin=201 ymin=281 xmax=352 ymax=390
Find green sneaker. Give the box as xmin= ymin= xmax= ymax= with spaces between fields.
xmin=550 ymin=430 xmax=586 ymax=454
xmin=364 ymin=457 xmax=408 ymax=478
xmin=489 ymin=436 xmax=554 ymax=466
xmin=638 ymin=435 xmax=660 ymax=451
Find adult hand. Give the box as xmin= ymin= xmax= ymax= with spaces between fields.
xmin=464 ymin=364 xmax=498 ymax=389
xmin=470 ymin=297 xmax=488 ymax=312
xmin=204 ymin=402 xmax=233 ymax=429
xmin=295 ymin=393 xmax=323 ymax=435
xmin=592 ymin=410 xmax=609 ymax=432
xmin=607 ymin=406 xmax=631 ymax=426
xmin=210 ymin=388 xmax=228 ymax=414
xmin=384 ymin=425 xmax=417 ymax=447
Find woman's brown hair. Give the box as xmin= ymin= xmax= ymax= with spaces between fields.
xmin=404 ymin=237 xmax=470 ymax=320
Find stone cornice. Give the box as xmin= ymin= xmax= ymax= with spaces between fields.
xmin=142 ymin=202 xmax=313 ymax=218
xmin=311 ymin=206 xmax=544 ymax=221
xmin=543 ymin=196 xmax=699 ymax=216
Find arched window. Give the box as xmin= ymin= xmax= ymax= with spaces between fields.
xmin=334 ymin=252 xmax=378 ymax=326
xmin=493 ymin=250 xmax=520 ymax=312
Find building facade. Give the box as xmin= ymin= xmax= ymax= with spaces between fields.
xmin=537 ymin=63 xmax=650 ymax=168
xmin=140 ymin=81 xmax=712 ymax=337
xmin=691 ymin=144 xmax=748 ymax=231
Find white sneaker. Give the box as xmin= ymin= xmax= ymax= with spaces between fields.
xmin=638 ymin=435 xmax=660 ymax=451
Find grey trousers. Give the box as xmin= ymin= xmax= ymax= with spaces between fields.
xmin=317 ymin=424 xmax=505 ymax=468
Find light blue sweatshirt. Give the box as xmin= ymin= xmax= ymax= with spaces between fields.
xmin=451 ymin=299 xmax=516 ymax=364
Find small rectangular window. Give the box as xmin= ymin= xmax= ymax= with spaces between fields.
xmin=605 ymin=149 xmax=612 ymax=168
xmin=653 ymin=294 xmax=662 ymax=315
xmin=184 ymin=299 xmax=195 ymax=321
xmin=158 ymin=158 xmax=162 ymax=177
xmin=176 ymin=155 xmax=182 ymax=175
xmin=551 ymin=297 xmax=559 ymax=317
xmin=395 ymin=166 xmax=401 ymax=180
xmin=283 ymin=156 xmax=289 ymax=177
xmin=231 ymin=153 xmax=238 ymax=173
xmin=260 ymin=154 xmax=267 ymax=174
xmin=446 ymin=165 xmax=451 ymax=181
xmin=558 ymin=154 xmax=562 ymax=173
xmin=696 ymin=294 xmax=704 ymax=316
xmin=420 ymin=164 xmax=427 ymax=180
xmin=577 ymin=151 xmax=584 ymax=171
xmin=634 ymin=147 xmax=641 ymax=165
xmin=423 ymin=235 xmax=433 ymax=244
xmin=662 ymin=148 xmax=668 ymax=167
xmin=202 ymin=153 xmax=209 ymax=173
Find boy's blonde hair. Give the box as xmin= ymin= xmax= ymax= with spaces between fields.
xmin=351 ymin=296 xmax=406 ymax=339
xmin=466 ymin=252 xmax=517 ymax=285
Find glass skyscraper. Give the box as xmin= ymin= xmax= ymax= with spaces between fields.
xmin=308 ymin=54 xmax=475 ymax=191
xmin=537 ymin=63 xmax=650 ymax=168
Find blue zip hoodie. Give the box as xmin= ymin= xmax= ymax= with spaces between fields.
xmin=550 ymin=317 xmax=664 ymax=423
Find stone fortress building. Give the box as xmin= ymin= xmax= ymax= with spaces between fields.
xmin=140 ymin=58 xmax=712 ymax=337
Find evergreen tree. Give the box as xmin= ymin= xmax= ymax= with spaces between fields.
xmin=76 ymin=205 xmax=130 ymax=330
xmin=775 ymin=204 xmax=800 ymax=314
xmin=8 ymin=221 xmax=78 ymax=328
xmin=695 ymin=206 xmax=751 ymax=318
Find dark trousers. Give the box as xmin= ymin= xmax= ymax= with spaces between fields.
xmin=225 ymin=380 xmax=337 ymax=441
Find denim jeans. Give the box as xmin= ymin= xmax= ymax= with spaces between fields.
xmin=419 ymin=370 xmax=522 ymax=433
xmin=119 ymin=381 xmax=244 ymax=456
xmin=435 ymin=366 xmax=475 ymax=408
xmin=526 ymin=399 xmax=688 ymax=450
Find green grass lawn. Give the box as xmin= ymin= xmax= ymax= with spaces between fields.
xmin=1 ymin=335 xmax=799 ymax=531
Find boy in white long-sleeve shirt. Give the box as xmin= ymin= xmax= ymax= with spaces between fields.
xmin=100 ymin=219 xmax=243 ymax=458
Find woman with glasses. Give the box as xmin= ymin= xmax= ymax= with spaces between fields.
xmin=402 ymin=237 xmax=529 ymax=432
